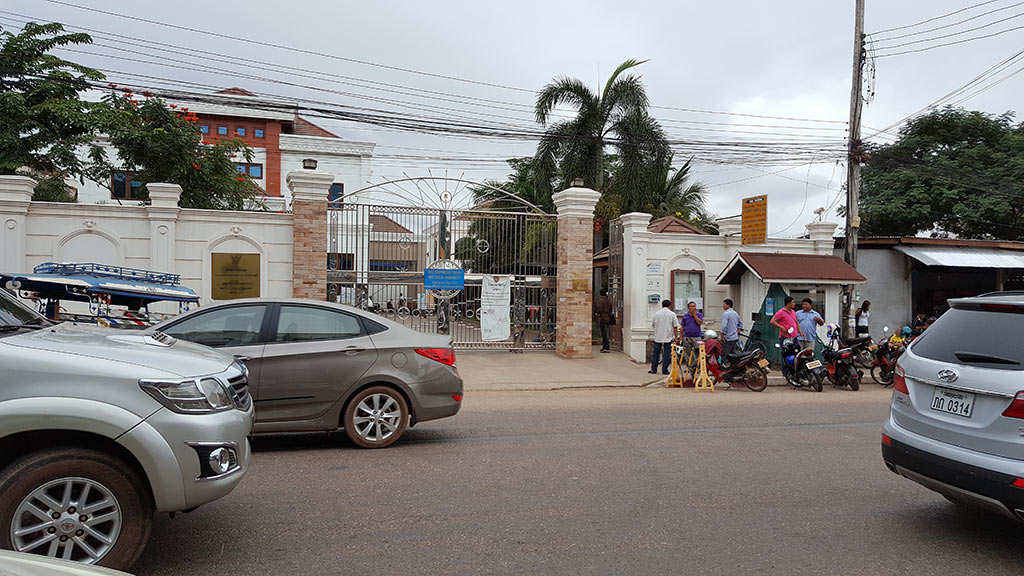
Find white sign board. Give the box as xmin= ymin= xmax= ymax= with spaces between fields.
xmin=647 ymin=262 xmax=663 ymax=275
xmin=480 ymin=275 xmax=512 ymax=341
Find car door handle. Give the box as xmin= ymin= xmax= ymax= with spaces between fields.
xmin=342 ymin=347 xmax=365 ymax=355
xmin=234 ymin=355 xmax=251 ymax=362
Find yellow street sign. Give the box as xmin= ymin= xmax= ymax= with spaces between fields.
xmin=741 ymin=195 xmax=767 ymax=245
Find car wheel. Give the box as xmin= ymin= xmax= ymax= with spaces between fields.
xmin=0 ymin=448 xmax=152 ymax=569
xmin=343 ymin=386 xmax=410 ymax=449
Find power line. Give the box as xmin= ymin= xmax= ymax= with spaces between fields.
xmin=874 ymin=23 xmax=1024 ymax=57
xmin=873 ymin=10 xmax=1024 ymax=51
xmin=38 ymin=0 xmax=535 ymax=94
xmin=871 ymin=0 xmax=1004 ymax=35
xmin=2 ymin=8 xmax=848 ymax=127
xmin=872 ymin=1 xmax=1024 ymax=42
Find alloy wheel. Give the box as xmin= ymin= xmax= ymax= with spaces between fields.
xmin=352 ymin=393 xmax=402 ymax=443
xmin=11 ymin=477 xmax=121 ymax=564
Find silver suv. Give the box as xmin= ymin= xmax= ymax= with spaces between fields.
xmin=882 ymin=292 xmax=1024 ymax=522
xmin=0 ymin=289 xmax=254 ymax=569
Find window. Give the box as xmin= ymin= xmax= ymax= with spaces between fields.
xmin=234 ymin=163 xmax=263 ymax=179
xmin=111 ymin=171 xmax=146 ymax=200
xmin=328 ymin=253 xmax=354 ymax=270
xmin=274 ymin=306 xmax=362 ymax=342
xmin=671 ymin=270 xmax=704 ymax=316
xmin=329 ymin=183 xmax=344 ymax=203
xmin=911 ymin=308 xmax=1024 ymax=371
xmin=218 ymin=126 xmax=228 ymax=135
xmin=254 ymin=129 xmax=264 ymax=138
xmin=162 ymin=305 xmax=266 ymax=348
xmin=236 ymin=127 xmax=246 ymax=136
xmin=200 ymin=125 xmax=209 ymax=134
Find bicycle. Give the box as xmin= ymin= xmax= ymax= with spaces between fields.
xmin=738 ymin=328 xmax=767 ymax=356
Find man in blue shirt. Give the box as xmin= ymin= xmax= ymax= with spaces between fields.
xmin=795 ymin=298 xmax=824 ymax=351
xmin=720 ymin=299 xmax=742 ymax=361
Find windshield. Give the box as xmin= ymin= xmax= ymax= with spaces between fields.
xmin=0 ymin=289 xmax=46 ymax=327
xmin=910 ymin=307 xmax=1024 ymax=371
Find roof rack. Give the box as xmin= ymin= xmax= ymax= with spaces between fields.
xmin=32 ymin=263 xmax=182 ymax=286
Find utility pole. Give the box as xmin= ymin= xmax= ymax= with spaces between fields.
xmin=843 ymin=0 xmax=866 ymax=338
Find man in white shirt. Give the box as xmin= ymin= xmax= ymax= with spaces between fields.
xmin=650 ymin=299 xmax=680 ymax=375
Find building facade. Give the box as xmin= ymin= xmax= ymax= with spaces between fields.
xmin=74 ymin=88 xmax=375 ymax=210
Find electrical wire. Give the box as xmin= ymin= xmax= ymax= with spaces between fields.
xmin=872 ymin=1 xmax=1024 ymax=42
xmin=874 ymin=24 xmax=1024 ymax=58
xmin=871 ymin=0 xmax=1004 ymax=36
xmin=873 ymin=10 xmax=1024 ymax=51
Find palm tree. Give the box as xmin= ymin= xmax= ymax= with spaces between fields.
xmin=534 ymin=59 xmax=669 ymax=202
xmin=648 ymin=157 xmax=719 ymax=234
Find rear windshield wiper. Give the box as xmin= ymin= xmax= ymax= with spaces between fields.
xmin=954 ymin=351 xmax=1021 ymax=366
xmin=0 ymin=325 xmax=25 ymax=333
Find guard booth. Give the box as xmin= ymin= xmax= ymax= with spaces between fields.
xmin=716 ymin=252 xmax=866 ymax=360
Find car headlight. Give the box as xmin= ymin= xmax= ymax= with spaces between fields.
xmin=140 ymin=377 xmax=234 ymax=413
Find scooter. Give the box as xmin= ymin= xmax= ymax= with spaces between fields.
xmin=845 ymin=334 xmax=876 ymax=369
xmin=777 ymin=336 xmax=825 ymax=392
xmin=870 ymin=326 xmax=910 ymax=386
xmin=684 ymin=331 xmax=770 ymax=392
xmin=820 ymin=324 xmax=861 ymax=391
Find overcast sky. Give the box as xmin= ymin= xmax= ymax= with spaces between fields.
xmin=7 ymin=0 xmax=1024 ymax=235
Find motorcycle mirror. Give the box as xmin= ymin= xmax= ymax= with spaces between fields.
xmin=884 ymin=326 xmax=890 ymax=333
xmin=774 ymin=343 xmax=781 ymax=348
xmin=787 ymin=327 xmax=794 ymax=334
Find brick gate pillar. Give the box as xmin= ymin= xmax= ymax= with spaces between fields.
xmin=286 ymin=164 xmax=334 ymax=299
xmin=552 ymin=181 xmax=602 ymax=359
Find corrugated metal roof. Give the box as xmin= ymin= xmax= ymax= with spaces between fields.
xmin=895 ymin=245 xmax=1024 ymax=268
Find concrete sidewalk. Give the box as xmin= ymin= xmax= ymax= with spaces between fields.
xmin=457 ymin=346 xmax=658 ymax=391
xmin=457 ymin=345 xmax=793 ymax=391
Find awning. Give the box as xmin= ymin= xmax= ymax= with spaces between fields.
xmin=717 ymin=251 xmax=866 ymax=285
xmin=895 ymin=245 xmax=1024 ymax=268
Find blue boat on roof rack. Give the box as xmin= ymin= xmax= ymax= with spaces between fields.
xmin=1 ymin=262 xmax=199 ymax=313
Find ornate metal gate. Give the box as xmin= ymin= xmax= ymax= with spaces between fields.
xmin=327 ymin=178 xmax=557 ymax=349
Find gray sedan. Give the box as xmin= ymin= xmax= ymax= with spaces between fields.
xmin=151 ymin=299 xmax=462 ymax=448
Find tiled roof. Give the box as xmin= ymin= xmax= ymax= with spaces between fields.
xmin=717 ymin=252 xmax=866 ymax=285
xmin=214 ymin=87 xmax=258 ymax=97
xmin=293 ymin=117 xmax=339 ymax=138
xmin=647 ymin=215 xmax=707 ymax=234
xmin=369 ymin=215 xmax=412 ymax=234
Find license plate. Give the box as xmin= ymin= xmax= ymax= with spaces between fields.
xmin=806 ymin=360 xmax=822 ymax=369
xmin=757 ymin=359 xmax=769 ymax=368
xmin=930 ymin=387 xmax=975 ymax=419
xmin=869 ymin=345 xmax=878 ymax=351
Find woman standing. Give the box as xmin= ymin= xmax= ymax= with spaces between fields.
xmin=855 ymin=301 xmax=871 ymax=336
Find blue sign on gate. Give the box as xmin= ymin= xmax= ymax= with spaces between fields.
xmin=424 ymin=268 xmax=465 ymax=290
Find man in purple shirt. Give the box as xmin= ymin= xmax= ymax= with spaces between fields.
xmin=680 ymin=301 xmax=704 ymax=369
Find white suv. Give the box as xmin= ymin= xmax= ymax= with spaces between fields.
xmin=0 ymin=289 xmax=253 ymax=569
xmin=882 ymin=292 xmax=1024 ymax=522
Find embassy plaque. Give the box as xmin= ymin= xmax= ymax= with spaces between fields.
xmin=211 ymin=253 xmax=260 ymax=300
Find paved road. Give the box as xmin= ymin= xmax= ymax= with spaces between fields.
xmin=134 ymin=386 xmax=1022 ymax=576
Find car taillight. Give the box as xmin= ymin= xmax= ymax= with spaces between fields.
xmin=1001 ymin=392 xmax=1024 ymax=419
xmin=893 ymin=363 xmax=909 ymax=394
xmin=416 ymin=348 xmax=456 ymax=366
xmin=1012 ymin=478 xmax=1024 ymax=489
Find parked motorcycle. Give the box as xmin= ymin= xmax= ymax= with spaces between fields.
xmin=870 ymin=326 xmax=911 ymax=386
xmin=820 ymin=323 xmax=861 ymax=391
xmin=689 ymin=331 xmax=770 ymax=392
xmin=777 ymin=336 xmax=825 ymax=392
xmin=845 ymin=334 xmax=876 ymax=369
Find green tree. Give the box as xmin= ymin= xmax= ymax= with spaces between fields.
xmin=454 ymin=158 xmax=557 ymax=274
xmin=88 ymin=90 xmax=257 ymax=210
xmin=534 ymin=59 xmax=670 ymax=206
xmin=0 ymin=22 xmax=102 ymax=200
xmin=861 ymin=107 xmax=1024 ymax=240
